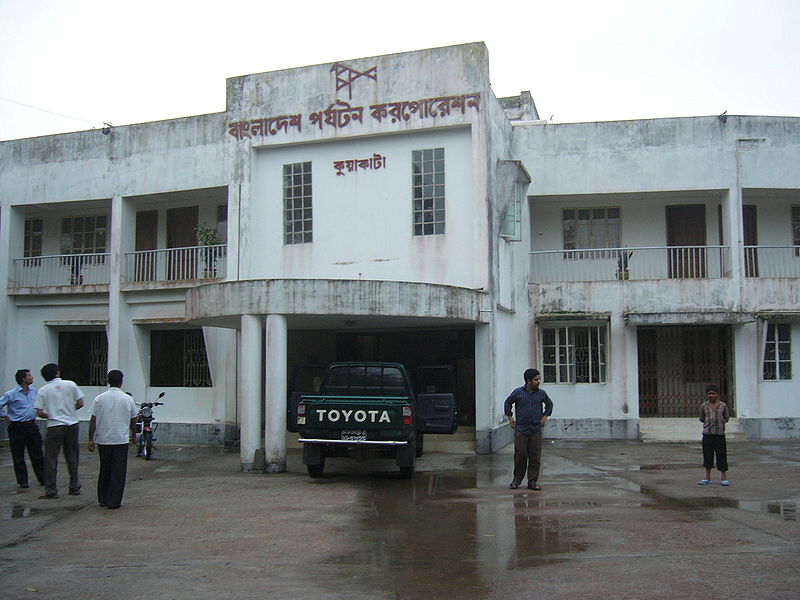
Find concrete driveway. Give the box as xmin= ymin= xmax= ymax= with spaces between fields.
xmin=1 ymin=439 xmax=798 ymax=599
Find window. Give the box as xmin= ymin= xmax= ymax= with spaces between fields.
xmin=562 ymin=208 xmax=620 ymax=257
xmin=24 ymin=219 xmax=43 ymax=258
xmin=283 ymin=162 xmax=312 ymax=244
xmin=58 ymin=331 xmax=108 ymax=386
xmin=150 ymin=329 xmax=212 ymax=387
xmin=412 ymin=148 xmax=445 ymax=235
xmin=763 ymin=323 xmax=791 ymax=381
xmin=61 ymin=215 xmax=107 ymax=254
xmin=542 ymin=325 xmax=607 ymax=383
xmin=501 ymin=180 xmax=524 ymax=241
xmin=792 ymin=206 xmax=800 ymax=256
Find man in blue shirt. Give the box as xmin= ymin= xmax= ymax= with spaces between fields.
xmin=504 ymin=368 xmax=553 ymax=490
xmin=0 ymin=369 xmax=45 ymax=490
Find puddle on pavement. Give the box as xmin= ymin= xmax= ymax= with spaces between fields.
xmin=635 ymin=486 xmax=798 ymax=521
xmin=327 ymin=469 xmax=588 ymax=598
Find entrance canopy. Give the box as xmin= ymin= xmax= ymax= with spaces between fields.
xmin=186 ymin=279 xmax=489 ymax=329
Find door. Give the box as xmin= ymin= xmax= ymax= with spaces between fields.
xmin=286 ymin=364 xmax=327 ymax=433
xmin=415 ymin=365 xmax=458 ymax=434
xmin=743 ymin=205 xmax=758 ymax=277
xmin=666 ymin=205 xmax=707 ymax=278
xmin=135 ymin=210 xmax=158 ymax=281
xmin=166 ymin=206 xmax=198 ymax=280
xmin=638 ymin=325 xmax=733 ymax=417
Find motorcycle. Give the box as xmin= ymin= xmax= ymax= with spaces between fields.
xmin=136 ymin=391 xmax=165 ymax=460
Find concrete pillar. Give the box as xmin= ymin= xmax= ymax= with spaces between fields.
xmin=240 ymin=314 xmax=263 ymax=471
xmin=264 ymin=314 xmax=288 ymax=473
xmin=107 ymin=194 xmax=125 ymax=369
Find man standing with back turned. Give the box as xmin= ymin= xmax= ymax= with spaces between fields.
xmin=0 ymin=369 xmax=45 ymax=490
xmin=88 ymin=370 xmax=138 ymax=509
xmin=504 ymin=368 xmax=553 ymax=490
xmin=35 ymin=363 xmax=84 ymax=499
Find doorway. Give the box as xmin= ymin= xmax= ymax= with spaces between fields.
xmin=666 ymin=204 xmax=707 ymax=278
xmin=638 ymin=325 xmax=733 ymax=417
xmin=166 ymin=206 xmax=198 ymax=280
xmin=743 ymin=205 xmax=759 ymax=277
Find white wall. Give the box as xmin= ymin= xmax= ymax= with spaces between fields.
xmin=249 ymin=128 xmax=479 ymax=286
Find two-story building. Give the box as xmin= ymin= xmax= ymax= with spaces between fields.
xmin=1 ymin=42 xmax=798 ymax=472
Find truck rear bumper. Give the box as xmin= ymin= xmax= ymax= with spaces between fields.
xmin=298 ymin=438 xmax=408 ymax=446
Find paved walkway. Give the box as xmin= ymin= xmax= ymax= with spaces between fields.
xmin=1 ymin=439 xmax=798 ymax=599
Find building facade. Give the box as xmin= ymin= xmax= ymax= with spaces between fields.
xmin=1 ymin=43 xmax=798 ymax=471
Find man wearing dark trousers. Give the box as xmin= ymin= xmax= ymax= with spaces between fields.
xmin=88 ymin=370 xmax=137 ymax=509
xmin=35 ymin=364 xmax=84 ymax=499
xmin=504 ymin=368 xmax=553 ymax=490
xmin=1 ymin=369 xmax=45 ymax=490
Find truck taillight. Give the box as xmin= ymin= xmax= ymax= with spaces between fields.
xmin=402 ymin=405 xmax=412 ymax=426
xmin=297 ymin=403 xmax=306 ymax=425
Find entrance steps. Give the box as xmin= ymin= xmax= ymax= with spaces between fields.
xmin=287 ymin=427 xmax=477 ymax=453
xmin=639 ymin=418 xmax=746 ymax=442
xmin=423 ymin=426 xmax=476 ymax=453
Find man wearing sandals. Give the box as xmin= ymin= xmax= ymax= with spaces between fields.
xmin=698 ymin=384 xmax=730 ymax=486
xmin=504 ymin=368 xmax=553 ymax=491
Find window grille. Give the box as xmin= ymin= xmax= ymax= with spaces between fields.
xmin=150 ymin=329 xmax=212 ymax=387
xmin=542 ymin=325 xmax=607 ymax=383
xmin=412 ymin=148 xmax=445 ymax=235
xmin=58 ymin=331 xmax=108 ymax=386
xmin=763 ymin=323 xmax=791 ymax=381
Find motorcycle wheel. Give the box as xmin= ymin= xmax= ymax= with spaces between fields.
xmin=143 ymin=431 xmax=153 ymax=460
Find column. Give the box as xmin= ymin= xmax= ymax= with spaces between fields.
xmin=264 ymin=314 xmax=288 ymax=473
xmin=240 ymin=314 xmax=263 ymax=471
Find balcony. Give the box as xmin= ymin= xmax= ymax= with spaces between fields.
xmin=743 ymin=246 xmax=800 ymax=278
xmin=530 ymin=246 xmax=731 ymax=283
xmin=11 ymin=253 xmax=111 ymax=289
xmin=123 ymin=245 xmax=227 ymax=285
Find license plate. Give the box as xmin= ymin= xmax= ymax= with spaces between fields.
xmin=341 ymin=430 xmax=367 ymax=441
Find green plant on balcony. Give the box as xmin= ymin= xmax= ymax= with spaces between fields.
xmin=616 ymin=250 xmax=633 ymax=280
xmin=195 ymin=223 xmax=221 ymax=278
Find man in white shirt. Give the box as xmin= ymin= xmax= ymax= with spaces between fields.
xmin=88 ymin=370 xmax=138 ymax=509
xmin=34 ymin=363 xmax=84 ymax=499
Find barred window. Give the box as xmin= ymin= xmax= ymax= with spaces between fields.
xmin=542 ymin=325 xmax=607 ymax=383
xmin=763 ymin=323 xmax=791 ymax=381
xmin=283 ymin=162 xmax=312 ymax=244
xmin=61 ymin=215 xmax=107 ymax=254
xmin=150 ymin=329 xmax=212 ymax=387
xmin=58 ymin=331 xmax=108 ymax=386
xmin=412 ymin=148 xmax=445 ymax=236
xmin=24 ymin=219 xmax=43 ymax=258
xmin=562 ymin=208 xmax=620 ymax=258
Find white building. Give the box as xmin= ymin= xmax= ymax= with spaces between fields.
xmin=1 ymin=43 xmax=798 ymax=471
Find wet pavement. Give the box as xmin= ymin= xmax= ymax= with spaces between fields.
xmin=1 ymin=439 xmax=798 ymax=599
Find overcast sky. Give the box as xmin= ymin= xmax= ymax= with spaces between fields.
xmin=1 ymin=0 xmax=798 ymax=141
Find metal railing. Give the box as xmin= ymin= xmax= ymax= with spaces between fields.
xmin=529 ymin=246 xmax=731 ymax=282
xmin=12 ymin=253 xmax=111 ymax=287
xmin=743 ymin=246 xmax=800 ymax=278
xmin=123 ymin=245 xmax=227 ymax=283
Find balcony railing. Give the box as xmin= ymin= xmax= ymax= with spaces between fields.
xmin=530 ymin=246 xmax=731 ymax=283
xmin=12 ymin=253 xmax=111 ymax=287
xmin=743 ymin=246 xmax=800 ymax=278
xmin=123 ymin=245 xmax=227 ymax=283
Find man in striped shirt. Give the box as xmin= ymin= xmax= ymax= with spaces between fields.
xmin=698 ymin=384 xmax=730 ymax=486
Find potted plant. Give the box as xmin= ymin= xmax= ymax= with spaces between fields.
xmin=195 ymin=223 xmax=221 ymax=278
xmin=616 ymin=250 xmax=633 ymax=280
